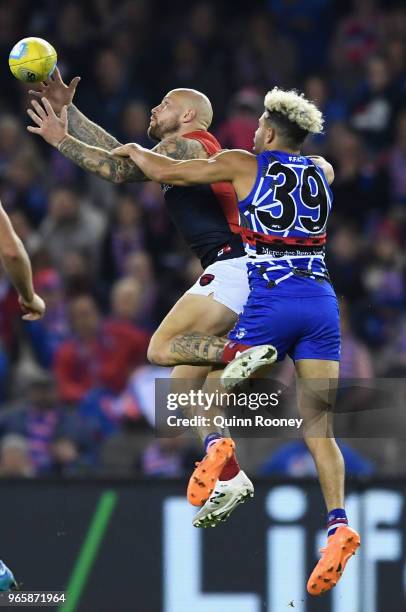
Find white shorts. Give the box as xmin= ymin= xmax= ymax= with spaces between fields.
xmin=186 ymin=256 xmax=250 ymax=315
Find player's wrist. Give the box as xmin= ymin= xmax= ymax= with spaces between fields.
xmin=56 ymin=134 xmax=70 ymax=150
xmin=19 ymin=290 xmax=34 ymax=305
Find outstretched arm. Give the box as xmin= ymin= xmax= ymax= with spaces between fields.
xmin=67 ymin=105 xmax=121 ymax=150
xmin=57 ymin=131 xmax=208 ymax=182
xmin=112 ymin=144 xmax=253 ymax=186
xmin=57 ymin=135 xmax=144 ymax=183
xmin=27 ymin=98 xmax=208 ymax=183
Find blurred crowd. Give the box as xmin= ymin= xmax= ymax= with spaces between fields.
xmin=0 ymin=0 xmax=405 ymax=479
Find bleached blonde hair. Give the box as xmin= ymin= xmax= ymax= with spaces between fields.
xmin=264 ymin=87 xmax=324 ymax=134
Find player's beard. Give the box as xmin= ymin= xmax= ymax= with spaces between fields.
xmin=148 ymin=115 xmax=182 ymax=141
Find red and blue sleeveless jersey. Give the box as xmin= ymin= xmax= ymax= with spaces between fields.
xmin=238 ymin=150 xmax=334 ymax=294
xmin=162 ymin=130 xmax=245 ymax=268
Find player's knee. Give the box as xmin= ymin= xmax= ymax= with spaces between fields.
xmin=147 ymin=336 xmax=172 ymax=365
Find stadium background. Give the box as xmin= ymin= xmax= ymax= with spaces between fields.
xmin=0 ymin=0 xmax=404 ymax=610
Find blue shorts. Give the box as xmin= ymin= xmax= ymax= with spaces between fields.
xmin=228 ymin=266 xmax=341 ymax=362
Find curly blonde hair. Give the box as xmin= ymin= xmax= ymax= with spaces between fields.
xmin=264 ymin=87 xmax=324 ymax=135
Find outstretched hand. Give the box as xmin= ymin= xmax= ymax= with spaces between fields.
xmin=27 ymin=98 xmax=68 ymax=147
xmin=28 ymin=66 xmax=80 ymax=115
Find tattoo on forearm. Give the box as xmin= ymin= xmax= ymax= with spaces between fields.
xmin=59 ymin=136 xmax=146 ymax=183
xmin=65 ymin=109 xmax=207 ymax=181
xmin=170 ymin=333 xmax=227 ymax=364
xmin=67 ymin=105 xmax=121 ymax=150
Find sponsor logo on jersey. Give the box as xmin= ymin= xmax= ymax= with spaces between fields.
xmin=199 ymin=273 xmax=215 ymax=287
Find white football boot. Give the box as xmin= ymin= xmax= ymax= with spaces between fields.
xmin=193 ymin=470 xmax=254 ymax=528
xmin=221 ymin=345 xmax=278 ymax=390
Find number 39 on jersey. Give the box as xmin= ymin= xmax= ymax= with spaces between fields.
xmin=239 ymin=152 xmax=333 ymax=239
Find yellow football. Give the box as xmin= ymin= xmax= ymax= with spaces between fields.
xmin=9 ymin=37 xmax=57 ymax=83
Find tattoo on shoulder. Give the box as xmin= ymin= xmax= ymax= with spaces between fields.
xmin=154 ymin=137 xmax=207 ymax=161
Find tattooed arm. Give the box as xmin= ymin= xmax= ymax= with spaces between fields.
xmin=57 ymin=133 xmax=208 ymax=183
xmin=111 ymin=146 xmax=254 ymax=186
xmin=27 ymin=96 xmax=208 ymax=182
xmin=58 ymin=135 xmax=145 ymax=183
xmin=67 ymin=105 xmax=121 ymax=150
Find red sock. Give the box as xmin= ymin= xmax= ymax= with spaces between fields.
xmin=219 ymin=452 xmax=240 ymax=480
xmin=221 ymin=341 xmax=251 ymax=364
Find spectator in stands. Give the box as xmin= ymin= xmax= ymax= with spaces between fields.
xmin=111 ymin=277 xmax=143 ymax=325
xmin=303 ymin=76 xmax=347 ymax=153
xmin=119 ymin=101 xmax=151 ymax=147
xmin=268 ymin=0 xmax=333 ymax=73
xmin=216 ymin=89 xmax=262 ymax=152
xmin=54 ymin=294 xmax=149 ymax=403
xmin=77 ymin=48 xmax=142 ymax=135
xmin=0 ymin=435 xmax=34 ymax=478
xmin=59 ymin=248 xmax=102 ymax=301
xmin=258 ymin=440 xmax=374 ymax=478
xmin=327 ymin=226 xmax=366 ymax=302
xmin=40 ymin=184 xmax=105 ymax=272
xmin=1 ymin=373 xmax=89 ymax=476
xmin=101 ymin=192 xmax=146 ymax=283
xmin=7 ymin=209 xmax=42 ymax=258
xmin=0 ymin=266 xmax=20 ymax=359
xmin=24 ymin=269 xmax=70 ymax=369
xmin=387 ymin=111 xmax=406 ymax=204
xmin=141 ymin=438 xmax=198 ymax=478
xmin=328 ymin=127 xmax=389 ymax=228
xmin=350 ymin=55 xmax=395 ymax=150
xmin=330 ymin=0 xmax=383 ymax=87
xmin=340 ymin=298 xmax=374 ymax=379
xmin=5 ymin=152 xmax=47 ymax=224
xmin=124 ymin=251 xmax=159 ymax=329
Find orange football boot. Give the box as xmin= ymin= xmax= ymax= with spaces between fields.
xmin=187 ymin=438 xmax=235 ymax=506
xmin=307 ymin=526 xmax=361 ymax=596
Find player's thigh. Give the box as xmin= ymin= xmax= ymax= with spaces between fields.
xmin=296 ymin=359 xmax=339 ymax=379
xmin=295 ymin=359 xmax=339 ymax=436
xmin=151 ymin=256 xmax=249 ymax=353
xmin=153 ymin=293 xmax=238 ymax=342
